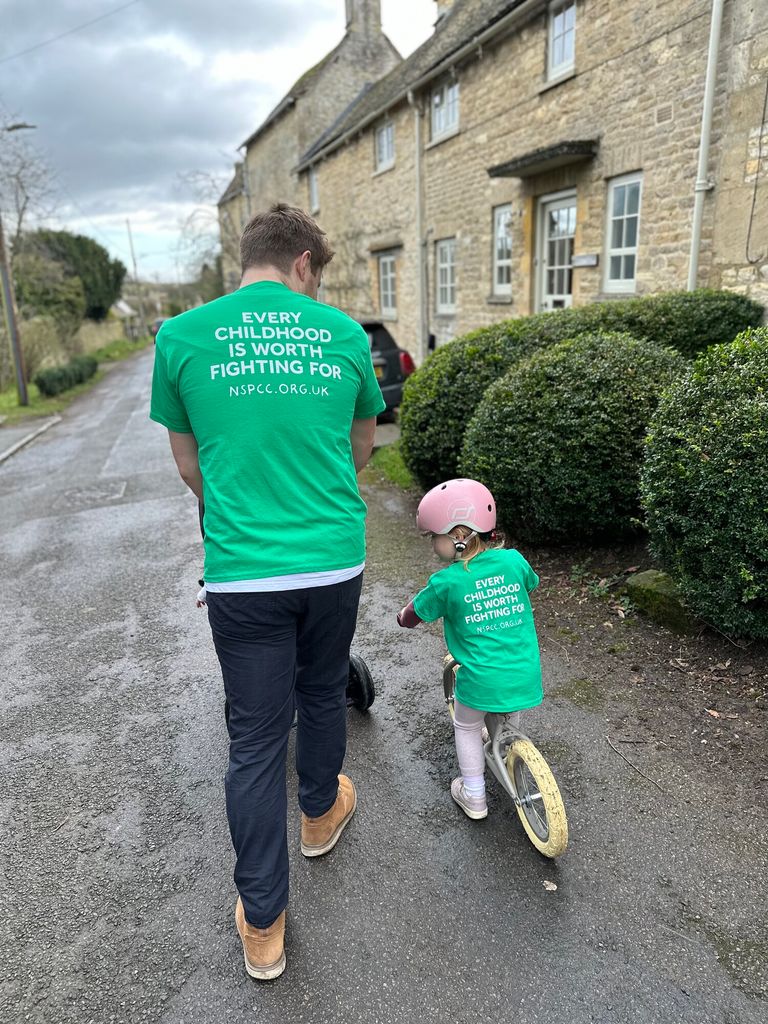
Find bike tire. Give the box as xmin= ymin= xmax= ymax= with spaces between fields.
xmin=506 ymin=738 xmax=568 ymax=858
xmin=347 ymin=654 xmax=375 ymax=712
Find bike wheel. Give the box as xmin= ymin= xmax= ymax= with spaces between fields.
xmin=347 ymin=654 xmax=375 ymax=712
xmin=505 ymin=738 xmax=568 ymax=858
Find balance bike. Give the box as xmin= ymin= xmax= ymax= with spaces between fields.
xmin=443 ymin=655 xmax=567 ymax=858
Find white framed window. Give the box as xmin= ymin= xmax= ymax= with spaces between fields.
xmin=548 ymin=0 xmax=576 ymax=80
xmin=309 ymin=166 xmax=319 ymax=213
xmin=378 ymin=253 xmax=397 ymax=315
xmin=375 ymin=122 xmax=395 ymax=171
xmin=492 ymin=204 xmax=513 ymax=296
xmin=431 ymin=80 xmax=459 ymax=141
xmin=604 ymin=174 xmax=642 ymax=292
xmin=436 ymin=238 xmax=456 ymax=314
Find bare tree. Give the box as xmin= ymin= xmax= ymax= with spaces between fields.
xmin=174 ymin=169 xmax=237 ymax=283
xmin=0 ymin=125 xmax=55 ymax=249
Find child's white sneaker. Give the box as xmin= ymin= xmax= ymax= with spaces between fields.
xmin=451 ymin=778 xmax=488 ymax=820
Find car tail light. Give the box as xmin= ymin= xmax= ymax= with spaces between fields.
xmin=399 ymin=350 xmax=416 ymax=376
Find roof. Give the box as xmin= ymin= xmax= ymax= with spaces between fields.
xmin=299 ymin=0 xmax=528 ymax=168
xmin=218 ymin=162 xmax=244 ymax=207
xmin=239 ymin=44 xmax=342 ymax=151
xmin=488 ymin=139 xmax=599 ymax=178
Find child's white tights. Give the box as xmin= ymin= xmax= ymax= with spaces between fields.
xmin=453 ymin=700 xmax=521 ymax=798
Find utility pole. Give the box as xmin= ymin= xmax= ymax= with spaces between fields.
xmin=0 ymin=211 xmax=28 ymax=404
xmin=0 ymin=122 xmax=36 ymax=405
xmin=126 ymin=219 xmax=148 ymax=337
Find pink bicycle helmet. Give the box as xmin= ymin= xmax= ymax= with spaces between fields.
xmin=416 ymin=478 xmax=496 ymax=535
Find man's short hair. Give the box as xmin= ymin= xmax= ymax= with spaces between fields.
xmin=240 ymin=203 xmax=335 ymax=275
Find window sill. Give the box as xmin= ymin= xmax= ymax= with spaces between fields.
xmin=537 ymin=68 xmax=576 ymax=95
xmin=426 ymin=127 xmax=460 ymax=151
xmin=435 ymin=309 xmax=456 ymax=317
xmin=380 ymin=311 xmax=398 ymax=321
xmin=598 ymin=286 xmax=638 ymax=299
xmin=486 ymin=294 xmax=513 ymax=305
xmin=372 ymin=163 xmax=395 ymax=178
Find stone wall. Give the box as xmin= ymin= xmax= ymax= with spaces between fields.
xmin=711 ymin=0 xmax=768 ymax=308
xmin=301 ymin=0 xmax=767 ymax=359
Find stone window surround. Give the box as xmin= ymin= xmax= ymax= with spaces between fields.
xmin=378 ymin=251 xmax=397 ymax=317
xmin=492 ymin=203 xmax=514 ymax=298
xmin=435 ymin=237 xmax=457 ymax=314
xmin=547 ymin=0 xmax=577 ymax=82
xmin=603 ymin=172 xmax=643 ymax=294
xmin=374 ymin=121 xmax=395 ymax=174
xmin=430 ymin=78 xmax=460 ymax=144
xmin=309 ymin=166 xmax=320 ymax=214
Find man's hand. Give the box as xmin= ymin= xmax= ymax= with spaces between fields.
xmin=350 ymin=417 xmax=376 ymax=473
xmin=168 ymin=431 xmax=203 ymax=500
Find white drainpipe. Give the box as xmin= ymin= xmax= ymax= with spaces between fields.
xmin=408 ymin=89 xmax=428 ymax=363
xmin=687 ymin=0 xmax=725 ymax=291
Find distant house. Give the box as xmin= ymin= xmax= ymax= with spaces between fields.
xmin=220 ymin=0 xmax=768 ymax=361
xmin=218 ymin=0 xmax=401 ymax=293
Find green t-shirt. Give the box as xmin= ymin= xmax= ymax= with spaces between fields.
xmin=150 ymin=281 xmax=385 ymax=582
xmin=413 ymin=548 xmax=543 ymax=712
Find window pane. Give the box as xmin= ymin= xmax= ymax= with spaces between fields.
xmin=611 ymin=219 xmax=623 ymax=249
xmin=627 ymin=182 xmax=640 ymax=215
xmin=610 ymin=255 xmax=621 ymax=279
xmin=623 ymin=254 xmax=635 ymax=280
xmin=612 ymin=185 xmax=625 ymax=218
xmin=565 ymin=3 xmax=575 ymax=31
xmin=625 ymin=215 xmax=638 ymax=248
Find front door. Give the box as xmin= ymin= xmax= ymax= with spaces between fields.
xmin=536 ymin=192 xmax=576 ymax=311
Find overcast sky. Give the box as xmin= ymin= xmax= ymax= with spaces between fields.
xmin=0 ymin=0 xmax=436 ymax=282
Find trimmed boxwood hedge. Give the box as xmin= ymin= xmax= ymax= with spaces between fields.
xmin=34 ymin=354 xmax=98 ymax=397
xmin=459 ymin=332 xmax=686 ymax=543
xmin=640 ymin=327 xmax=768 ymax=639
xmin=399 ymin=290 xmax=763 ymax=488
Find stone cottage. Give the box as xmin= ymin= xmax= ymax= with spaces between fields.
xmin=220 ymin=0 xmax=768 ymax=360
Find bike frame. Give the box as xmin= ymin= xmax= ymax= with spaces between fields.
xmin=443 ymin=657 xmax=536 ymax=812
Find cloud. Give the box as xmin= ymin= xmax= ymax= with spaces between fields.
xmin=0 ymin=0 xmax=433 ymax=279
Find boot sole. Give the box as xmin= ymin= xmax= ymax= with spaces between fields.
xmin=243 ymin=950 xmax=286 ymax=981
xmin=300 ymin=791 xmax=357 ymax=857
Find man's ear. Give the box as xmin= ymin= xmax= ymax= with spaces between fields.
xmin=296 ymin=249 xmax=312 ymax=281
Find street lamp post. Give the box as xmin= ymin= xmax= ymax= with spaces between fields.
xmin=0 ymin=122 xmax=37 ymax=406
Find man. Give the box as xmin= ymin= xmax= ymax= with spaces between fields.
xmin=150 ymin=204 xmax=385 ymax=979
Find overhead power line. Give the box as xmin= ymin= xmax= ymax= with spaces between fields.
xmin=0 ymin=0 xmax=142 ymax=66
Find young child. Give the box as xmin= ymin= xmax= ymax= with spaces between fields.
xmin=397 ymin=478 xmax=543 ymax=820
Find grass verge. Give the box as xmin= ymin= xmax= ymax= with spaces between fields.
xmin=368 ymin=439 xmax=415 ymax=490
xmin=0 ymin=336 xmax=151 ymax=426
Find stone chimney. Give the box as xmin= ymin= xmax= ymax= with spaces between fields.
xmin=345 ymin=0 xmax=381 ymax=36
xmin=435 ymin=0 xmax=456 ymax=22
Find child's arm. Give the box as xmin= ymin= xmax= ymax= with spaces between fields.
xmin=196 ymin=579 xmax=207 ymax=608
xmin=396 ymin=600 xmax=423 ymax=628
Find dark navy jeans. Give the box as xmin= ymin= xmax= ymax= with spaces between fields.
xmin=206 ymin=573 xmax=363 ymax=928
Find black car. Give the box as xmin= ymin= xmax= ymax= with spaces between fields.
xmin=359 ymin=320 xmax=415 ymax=418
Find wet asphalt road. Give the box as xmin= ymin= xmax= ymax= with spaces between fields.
xmin=1 ymin=351 xmax=765 ymax=1024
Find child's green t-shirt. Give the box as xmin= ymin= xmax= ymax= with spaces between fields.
xmin=413 ymin=548 xmax=543 ymax=712
xmin=149 ymin=281 xmax=385 ymax=583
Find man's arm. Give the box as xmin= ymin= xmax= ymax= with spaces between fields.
xmin=168 ymin=430 xmax=203 ymax=500
xmin=350 ymin=417 xmax=376 ymax=473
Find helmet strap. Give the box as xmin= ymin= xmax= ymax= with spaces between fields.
xmin=453 ymin=530 xmax=477 ymax=554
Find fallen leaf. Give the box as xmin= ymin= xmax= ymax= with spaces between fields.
xmin=705 ymin=708 xmax=721 ymax=718
xmin=543 ymin=880 xmax=558 ymax=892
xmin=625 ymin=565 xmax=640 ymax=573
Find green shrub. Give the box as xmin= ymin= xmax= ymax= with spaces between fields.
xmin=399 ymin=290 xmax=763 ymax=488
xmin=19 ymin=316 xmax=64 ymax=382
xmin=460 ymin=332 xmax=686 ymax=543
xmin=34 ymin=353 xmax=98 ymax=396
xmin=640 ymin=327 xmax=768 ymax=638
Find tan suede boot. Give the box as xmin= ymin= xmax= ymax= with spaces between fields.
xmin=235 ymin=897 xmax=286 ymax=980
xmin=300 ymin=774 xmax=357 ymax=857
